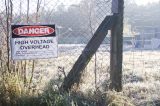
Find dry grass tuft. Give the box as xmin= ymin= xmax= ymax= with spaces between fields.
xmin=106 ymin=91 xmax=135 ymax=106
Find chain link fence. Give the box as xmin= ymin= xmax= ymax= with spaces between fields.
xmin=0 ymin=0 xmax=112 ymax=91
xmin=1 ymin=0 xmax=160 ymax=105
xmin=123 ymin=1 xmax=160 ymax=105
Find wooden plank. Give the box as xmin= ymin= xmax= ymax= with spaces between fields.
xmin=60 ymin=15 xmax=115 ymax=92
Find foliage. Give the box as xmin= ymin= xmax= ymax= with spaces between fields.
xmin=125 ymin=1 xmax=160 ymax=27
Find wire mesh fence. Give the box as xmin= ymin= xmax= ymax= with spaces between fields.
xmin=123 ymin=1 xmax=160 ymax=104
xmin=0 ymin=0 xmax=160 ymax=104
xmin=0 ymin=0 xmax=112 ymax=92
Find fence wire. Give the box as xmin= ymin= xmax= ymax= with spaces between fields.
xmin=0 ymin=0 xmax=112 ymax=92
xmin=0 ymin=1 xmax=160 ymax=104
xmin=123 ymin=1 xmax=160 ymax=105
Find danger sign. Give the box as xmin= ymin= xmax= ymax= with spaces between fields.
xmin=13 ymin=26 xmax=55 ymax=36
xmin=11 ymin=25 xmax=58 ymax=60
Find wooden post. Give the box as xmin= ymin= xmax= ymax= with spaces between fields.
xmin=60 ymin=16 xmax=115 ymax=92
xmin=110 ymin=0 xmax=124 ymax=92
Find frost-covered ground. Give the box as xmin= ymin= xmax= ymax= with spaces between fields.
xmin=26 ymin=44 xmax=160 ymax=105
xmin=123 ymin=51 xmax=160 ymax=105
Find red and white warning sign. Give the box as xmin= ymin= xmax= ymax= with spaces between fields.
xmin=11 ymin=25 xmax=58 ymax=60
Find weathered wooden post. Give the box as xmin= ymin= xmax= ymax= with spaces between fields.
xmin=60 ymin=16 xmax=115 ymax=92
xmin=110 ymin=0 xmax=124 ymax=92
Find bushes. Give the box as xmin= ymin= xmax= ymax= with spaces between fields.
xmin=106 ymin=91 xmax=134 ymax=106
xmin=0 ymin=70 xmax=94 ymax=106
xmin=0 ymin=64 xmax=135 ymax=106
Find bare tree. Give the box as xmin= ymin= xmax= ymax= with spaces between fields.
xmin=27 ymin=0 xmax=30 ymax=23
xmin=36 ymin=0 xmax=42 ymax=23
xmin=4 ymin=0 xmax=13 ymax=71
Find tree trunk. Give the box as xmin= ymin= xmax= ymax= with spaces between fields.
xmin=110 ymin=0 xmax=124 ymax=92
xmin=60 ymin=16 xmax=115 ymax=92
